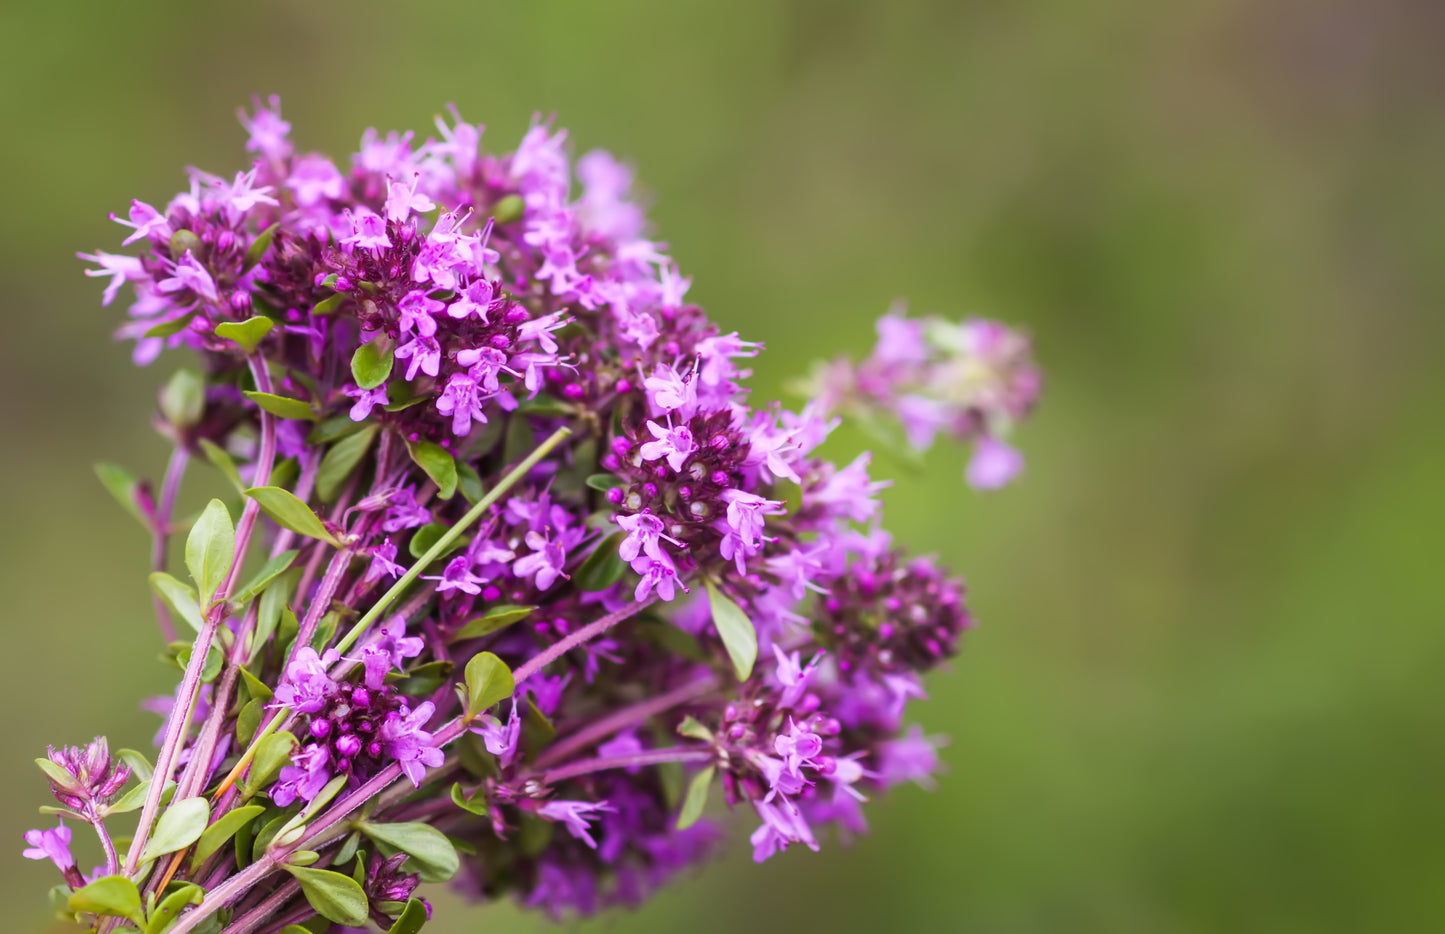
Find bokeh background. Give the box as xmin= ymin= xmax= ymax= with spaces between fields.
xmin=3 ymin=1 xmax=1443 ymax=930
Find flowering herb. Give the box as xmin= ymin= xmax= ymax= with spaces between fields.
xmin=35 ymin=97 xmax=1040 ymax=932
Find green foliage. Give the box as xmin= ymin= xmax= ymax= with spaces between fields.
xmin=407 ymin=438 xmax=458 ymax=499
xmin=317 ymin=423 xmax=379 ymax=502
xmin=214 ymin=316 xmax=274 ymax=354
xmin=93 ymin=462 xmax=150 ymax=530
xmin=68 ymin=875 xmax=145 ymax=927
xmin=676 ymin=765 xmax=715 ymax=830
xmin=185 ymin=498 xmax=234 ymax=605
xmin=358 ymin=820 xmax=461 ymax=882
xmin=284 ymin=866 xmax=369 ymax=926
xmin=388 ymin=898 xmax=430 ymax=934
xmin=144 ymin=882 xmax=203 ymax=934
xmin=160 ymin=368 xmax=205 ymax=428
xmin=705 ymin=579 xmax=757 ymax=680
xmin=242 ymin=390 xmax=315 ymax=421
xmin=573 ymin=530 xmax=628 ymax=591
xmin=138 ymin=796 xmax=210 ymax=863
xmin=351 ymin=337 xmax=394 ymax=389
xmin=244 ymin=487 xmax=338 ymax=545
xmin=450 ymin=604 xmax=536 ymax=642
xmin=197 ymin=439 xmax=245 ymax=493
xmin=149 ymin=572 xmax=206 ymax=633
xmin=462 ymin=652 xmax=514 ymax=720
xmin=192 ymin=805 xmax=266 ymax=865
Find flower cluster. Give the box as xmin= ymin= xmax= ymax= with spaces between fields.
xmin=35 ymin=98 xmax=1039 ymax=933
xmin=810 ymin=309 xmax=1041 ymax=488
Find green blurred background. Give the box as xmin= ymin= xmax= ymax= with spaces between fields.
xmin=4 ymin=0 xmax=1443 ymax=930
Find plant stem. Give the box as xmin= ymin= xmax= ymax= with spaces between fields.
xmin=151 ymin=447 xmax=189 ymax=642
xmin=333 ymin=425 xmax=573 ymax=655
xmin=533 ymin=675 xmax=719 ymax=770
xmin=511 ymin=596 xmax=655 ymax=685
xmin=540 ymin=746 xmax=712 ymax=784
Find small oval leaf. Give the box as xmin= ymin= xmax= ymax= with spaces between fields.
xmin=214 ymin=316 xmax=275 ymax=354
xmin=285 ymin=866 xmax=369 ymax=926
xmin=450 ymin=605 xmax=537 ymax=642
xmin=407 ymin=439 xmax=458 ymax=500
xmin=358 ymin=820 xmax=460 ymax=882
xmin=317 ymin=424 xmax=379 ymax=503
xmin=149 ymin=572 xmax=206 ymax=634
xmin=387 ymin=898 xmax=430 ymax=934
xmin=186 ymin=499 xmax=235 ymax=605
xmin=93 ymin=462 xmax=150 ymax=530
xmin=676 ymin=765 xmax=715 ymax=830
xmin=463 ymin=652 xmax=514 ymax=720
xmin=144 ymin=882 xmax=203 ymax=934
xmin=350 ymin=339 xmax=394 ymax=390
xmin=69 ymin=875 xmax=145 ymax=927
xmin=244 ymin=487 xmax=338 ymax=545
xmin=160 ymin=368 xmax=206 ymax=428
xmin=573 ymin=530 xmax=627 ymax=592
xmin=242 ymin=391 xmax=315 ymax=421
xmin=138 ymin=795 xmax=210 ymax=863
xmin=192 ymin=804 xmax=266 ymax=866
xmin=705 ymin=580 xmax=758 ymax=681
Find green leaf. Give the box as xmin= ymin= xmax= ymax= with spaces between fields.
xmin=35 ymin=757 xmax=80 ymax=792
xmin=245 ymin=487 xmax=338 ymax=545
xmin=214 ymin=316 xmax=275 ymax=354
xmin=68 ymin=875 xmax=144 ymax=927
xmin=285 ymin=866 xmax=369 ymax=926
xmin=197 ymin=439 xmax=245 ymax=493
xmin=308 ymin=414 xmax=368 ymax=444
xmin=456 ymin=461 xmax=484 ymax=504
xmin=249 ymin=731 xmax=298 ymax=793
xmin=407 ymin=521 xmax=464 ymax=560
xmin=407 ymin=439 xmax=458 ymax=500
xmin=450 ymin=605 xmax=536 ymax=642
xmin=117 ymin=748 xmax=154 ymax=782
xmin=236 ymin=698 xmax=262 ymax=746
xmin=138 ymin=796 xmax=210 ymax=863
xmin=387 ymin=898 xmax=430 ymax=934
xmin=105 ymin=779 xmax=175 ymax=816
xmin=573 ymin=530 xmax=628 ymax=592
xmin=317 ymin=424 xmax=379 ymax=503
xmin=144 ymin=882 xmax=203 ymax=934
xmin=93 ymin=462 xmax=150 ymax=529
xmin=176 ymin=641 xmax=224 ymax=683
xmin=160 ymin=368 xmax=206 ymax=428
xmin=242 ymin=223 xmax=280 ymax=272
xmin=232 ymin=550 xmax=299 ymax=606
xmin=350 ymin=339 xmax=394 ymax=390
xmin=192 ymin=805 xmax=266 ymax=866
xmin=242 ymin=390 xmax=315 ymax=421
xmin=676 ymin=765 xmax=715 ymax=830
xmin=584 ymin=473 xmax=625 ymax=492
xmin=358 ymin=820 xmax=460 ymax=882
xmin=705 ymin=580 xmax=758 ymax=681
xmin=149 ymin=572 xmax=206 ymax=634
xmin=311 ymin=292 xmax=348 ymax=316
xmin=286 ymin=849 xmax=320 ymax=867
xmin=186 ymin=499 xmax=235 ymax=605
xmin=449 ymin=782 xmax=488 ymax=817
xmin=252 ymin=568 xmax=300 ymax=662
xmin=677 ymin=715 xmax=713 ymax=742
xmin=143 ymin=312 xmax=196 ymax=339
xmin=491 ymin=193 xmax=526 ymax=225
xmin=238 ymin=666 xmax=274 ymax=703
xmin=463 ymin=652 xmax=514 ymax=720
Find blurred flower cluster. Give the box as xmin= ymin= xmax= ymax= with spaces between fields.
xmin=34 ymin=97 xmax=1039 ymax=932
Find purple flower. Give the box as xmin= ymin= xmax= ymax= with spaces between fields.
xmin=395 ymin=333 xmax=442 ymax=380
xmin=615 ymin=510 xmax=680 ymax=564
xmin=631 ymin=554 xmax=685 ymax=603
xmin=79 ymin=251 xmax=144 ymax=306
xmin=22 ymin=823 xmax=75 ymax=871
xmin=157 ymin=251 xmax=218 ymax=303
xmin=238 ymin=95 xmax=292 ymax=161
xmin=875 ymin=725 xmax=943 ymax=790
xmin=749 ymin=799 xmax=819 ymax=863
xmin=537 ymin=799 xmax=614 ymax=850
xmin=360 ymin=615 xmax=426 ymax=690
xmin=272 ymin=742 xmax=332 ymax=807
xmin=639 ymin=421 xmax=695 ymax=472
xmin=448 ymin=278 xmax=496 ymax=321
xmin=397 ymin=290 xmax=443 ymax=337
xmin=771 ymin=644 xmax=819 ymax=710
xmin=111 ymin=199 xmax=172 ymax=246
xmin=344 ymin=384 xmax=389 ymax=422
xmin=272 ymin=647 xmax=340 ymax=714
xmin=436 ymin=370 xmax=488 ymax=436
xmin=287 ymin=154 xmax=345 ymax=207
xmin=41 ymin=737 xmax=130 ymax=812
xmin=384 ymin=171 xmax=435 ymax=222
xmin=379 ymin=701 xmax=445 ymax=787
xmin=427 ymin=555 xmax=486 ymax=595
xmin=342 ymin=208 xmax=391 ymax=252
xmin=643 ymin=364 xmax=696 ymax=416
xmin=362 ymin=538 xmax=405 ymax=584
xmin=382 ymin=487 xmax=430 ymax=533
xmin=471 ymin=699 xmax=521 ymax=768
xmin=513 ymin=530 xmax=568 ymax=591
xmin=965 ymin=436 xmax=1024 ymax=490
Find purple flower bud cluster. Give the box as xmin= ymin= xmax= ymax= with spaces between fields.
xmin=813 ymin=308 xmax=1042 ymax=488
xmin=33 ymin=97 xmax=1039 ymax=932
